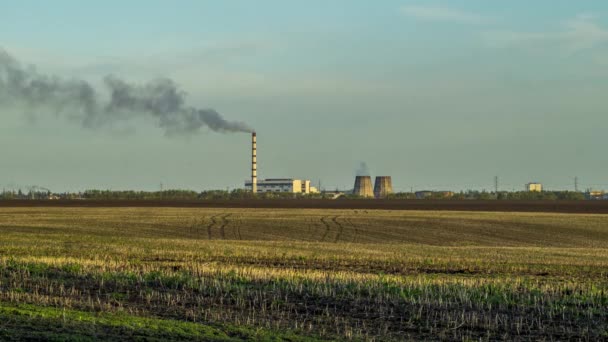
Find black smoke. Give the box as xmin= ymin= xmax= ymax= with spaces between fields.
xmin=0 ymin=49 xmax=252 ymax=135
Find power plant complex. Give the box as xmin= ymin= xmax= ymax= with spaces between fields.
xmin=245 ymin=132 xmax=318 ymax=194
xmin=246 ymin=132 xmax=390 ymax=197
xmin=242 ymin=133 xmax=598 ymax=199
xmin=245 ymin=178 xmax=318 ymax=194
xmin=353 ymin=176 xmax=394 ymax=198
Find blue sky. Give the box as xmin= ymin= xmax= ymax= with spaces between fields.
xmin=1 ymin=1 xmax=608 ymax=192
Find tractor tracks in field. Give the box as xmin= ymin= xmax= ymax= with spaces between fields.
xmin=206 ymin=215 xmax=218 ymax=239
xmin=234 ymin=217 xmax=243 ymax=240
xmin=197 ymin=216 xmax=206 ymax=238
xmin=320 ymin=216 xmax=331 ymax=242
xmin=343 ymin=217 xmax=358 ymax=243
xmin=319 ymin=216 xmax=345 ymax=243
xmin=332 ymin=216 xmax=344 ymax=243
xmin=203 ymin=213 xmax=233 ymax=240
xmin=317 ymin=212 xmax=363 ymax=243
xmin=219 ymin=214 xmax=231 ymax=239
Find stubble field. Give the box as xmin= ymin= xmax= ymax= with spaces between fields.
xmin=0 ymin=207 xmax=606 ymax=341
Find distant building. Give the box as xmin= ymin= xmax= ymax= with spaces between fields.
xmin=245 ymin=178 xmax=316 ymax=194
xmin=587 ymin=190 xmax=606 ymax=200
xmin=526 ymin=183 xmax=543 ymax=192
xmin=300 ymin=180 xmax=311 ymax=194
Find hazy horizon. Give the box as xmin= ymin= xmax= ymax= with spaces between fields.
xmin=1 ymin=1 xmax=607 ymax=192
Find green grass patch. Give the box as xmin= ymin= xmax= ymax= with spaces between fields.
xmin=0 ymin=303 xmax=324 ymax=341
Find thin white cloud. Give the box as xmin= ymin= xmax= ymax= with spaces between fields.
xmin=483 ymin=14 xmax=608 ymax=53
xmin=400 ymin=5 xmax=487 ymax=24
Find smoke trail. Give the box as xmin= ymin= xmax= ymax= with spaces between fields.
xmin=0 ymin=49 xmax=252 ymax=135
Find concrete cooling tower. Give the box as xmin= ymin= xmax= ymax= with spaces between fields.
xmin=353 ymin=176 xmax=374 ymax=197
xmin=374 ymin=176 xmax=393 ymax=198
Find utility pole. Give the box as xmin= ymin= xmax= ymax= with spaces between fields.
xmin=160 ymin=182 xmax=163 ymax=200
xmin=574 ymin=176 xmax=579 ymax=192
xmin=494 ymin=176 xmax=499 ymax=194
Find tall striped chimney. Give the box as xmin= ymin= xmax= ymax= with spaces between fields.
xmin=251 ymin=132 xmax=257 ymax=194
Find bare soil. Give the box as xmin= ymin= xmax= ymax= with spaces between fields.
xmin=2 ymin=199 xmax=608 ymax=213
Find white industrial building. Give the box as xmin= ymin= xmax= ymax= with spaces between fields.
xmin=526 ymin=182 xmax=543 ymax=192
xmin=245 ymin=178 xmax=319 ymax=194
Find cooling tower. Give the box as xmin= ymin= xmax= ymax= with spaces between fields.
xmin=374 ymin=176 xmax=393 ymax=198
xmin=353 ymin=176 xmax=374 ymax=197
xmin=252 ymin=132 xmax=257 ymax=194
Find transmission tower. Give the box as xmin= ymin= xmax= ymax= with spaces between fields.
xmin=494 ymin=176 xmax=499 ymax=194
xmin=574 ymin=176 xmax=579 ymax=192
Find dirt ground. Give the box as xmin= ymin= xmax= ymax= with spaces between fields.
xmin=2 ymin=199 xmax=608 ymax=213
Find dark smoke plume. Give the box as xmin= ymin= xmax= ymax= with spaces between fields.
xmin=0 ymin=49 xmax=252 ymax=135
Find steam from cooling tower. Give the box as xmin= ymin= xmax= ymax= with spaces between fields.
xmin=356 ymin=162 xmax=370 ymax=176
xmin=0 ymin=48 xmax=252 ymax=136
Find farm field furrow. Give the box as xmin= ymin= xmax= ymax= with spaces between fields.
xmin=0 ymin=207 xmax=606 ymax=341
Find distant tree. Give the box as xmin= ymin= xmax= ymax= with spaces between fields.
xmin=387 ymin=192 xmax=417 ymax=199
xmin=556 ymin=191 xmax=586 ymax=200
xmin=477 ymin=191 xmax=494 ymax=200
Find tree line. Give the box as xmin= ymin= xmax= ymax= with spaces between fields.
xmin=387 ymin=190 xmax=587 ymax=201
xmin=0 ymin=189 xmax=597 ymax=201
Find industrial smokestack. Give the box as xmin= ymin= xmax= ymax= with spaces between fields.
xmin=252 ymin=132 xmax=257 ymax=194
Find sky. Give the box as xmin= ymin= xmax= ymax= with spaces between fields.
xmin=1 ymin=0 xmax=608 ymax=192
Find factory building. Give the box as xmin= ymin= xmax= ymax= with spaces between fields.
xmin=526 ymin=183 xmax=543 ymax=192
xmin=245 ymin=178 xmax=318 ymax=194
xmin=246 ymin=132 xmax=318 ymax=194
